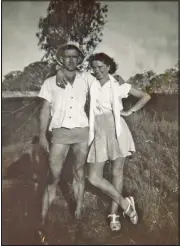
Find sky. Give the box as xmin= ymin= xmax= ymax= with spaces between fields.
xmin=2 ymin=1 xmax=178 ymax=80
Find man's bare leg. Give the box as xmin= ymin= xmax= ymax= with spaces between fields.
xmin=41 ymin=143 xmax=70 ymax=224
xmin=72 ymin=164 xmax=85 ymax=219
xmin=71 ymin=141 xmax=88 ymax=219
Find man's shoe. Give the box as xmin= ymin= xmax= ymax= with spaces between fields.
xmin=37 ymin=229 xmax=48 ymax=245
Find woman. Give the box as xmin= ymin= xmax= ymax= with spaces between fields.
xmin=56 ymin=52 xmax=151 ymax=231
xmin=87 ymin=53 xmax=151 ymax=231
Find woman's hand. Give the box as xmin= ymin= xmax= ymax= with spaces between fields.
xmin=120 ymin=110 xmax=133 ymax=116
xmin=56 ymin=69 xmax=68 ymax=88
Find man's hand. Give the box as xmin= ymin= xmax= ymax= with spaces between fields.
xmin=120 ymin=110 xmax=133 ymax=117
xmin=39 ymin=134 xmax=49 ymax=153
xmin=113 ymin=74 xmax=125 ymax=85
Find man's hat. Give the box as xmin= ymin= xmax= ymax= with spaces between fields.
xmin=56 ymin=41 xmax=85 ymax=65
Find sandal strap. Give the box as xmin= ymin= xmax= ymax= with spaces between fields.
xmin=124 ymin=197 xmax=131 ymax=215
xmin=123 ymin=197 xmax=138 ymax=224
xmin=109 ymin=215 xmax=121 ymax=231
xmin=124 ymin=197 xmax=136 ymax=217
xmin=110 ymin=222 xmax=121 ymax=229
xmin=110 ymin=221 xmax=121 ymax=226
xmin=108 ymin=213 xmax=120 ymax=220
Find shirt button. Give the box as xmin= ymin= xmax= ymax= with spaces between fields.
xmin=69 ymin=116 xmax=71 ymax=118
xmin=70 ymin=107 xmax=72 ymax=109
xmin=71 ymin=97 xmax=73 ymax=99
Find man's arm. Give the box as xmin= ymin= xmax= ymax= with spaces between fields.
xmin=56 ymin=68 xmax=68 ymax=88
xmin=113 ymin=74 xmax=125 ymax=85
xmin=39 ymin=99 xmax=51 ymax=152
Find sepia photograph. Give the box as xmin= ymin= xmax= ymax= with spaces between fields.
xmin=2 ymin=0 xmax=179 ymax=245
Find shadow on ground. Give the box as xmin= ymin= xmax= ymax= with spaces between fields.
xmin=2 ymin=140 xmax=178 ymax=245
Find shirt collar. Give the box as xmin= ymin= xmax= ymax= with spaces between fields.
xmin=66 ymin=71 xmax=82 ymax=87
xmin=97 ymin=78 xmax=111 ymax=89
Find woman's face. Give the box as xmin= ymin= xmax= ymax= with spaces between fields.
xmin=91 ymin=60 xmax=110 ymax=80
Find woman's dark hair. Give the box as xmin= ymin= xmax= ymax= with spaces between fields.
xmin=88 ymin=52 xmax=118 ymax=74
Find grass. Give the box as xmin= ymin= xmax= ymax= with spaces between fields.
xmin=124 ymin=110 xmax=178 ymax=241
xmin=2 ymin=95 xmax=178 ymax=244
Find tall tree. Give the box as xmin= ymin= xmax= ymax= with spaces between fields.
xmin=36 ymin=0 xmax=108 ymax=63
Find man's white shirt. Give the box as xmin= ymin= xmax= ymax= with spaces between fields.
xmin=38 ymin=72 xmax=94 ymax=130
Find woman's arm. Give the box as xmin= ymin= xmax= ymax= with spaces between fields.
xmin=121 ymin=87 xmax=151 ymax=116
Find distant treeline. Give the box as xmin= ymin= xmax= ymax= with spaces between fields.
xmin=127 ymin=65 xmax=178 ymax=94
xmin=2 ymin=61 xmax=179 ymax=94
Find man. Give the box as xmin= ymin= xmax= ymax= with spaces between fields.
xmin=38 ymin=42 xmax=93 ymax=230
xmin=38 ymin=43 xmax=126 ymax=242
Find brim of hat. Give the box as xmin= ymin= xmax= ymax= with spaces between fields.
xmin=56 ymin=44 xmax=85 ymax=65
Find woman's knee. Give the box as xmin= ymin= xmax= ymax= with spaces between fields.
xmin=88 ymin=174 xmax=99 ymax=186
xmin=112 ymin=157 xmax=125 ymax=177
xmin=112 ymin=166 xmax=124 ymax=177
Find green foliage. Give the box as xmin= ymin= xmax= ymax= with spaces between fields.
xmin=3 ymin=63 xmax=178 ymax=93
xmin=3 ymin=0 xmax=108 ymax=91
xmin=3 ymin=71 xmax=23 ymax=81
xmin=2 ymin=61 xmax=57 ymax=91
xmin=128 ymin=65 xmax=178 ymax=94
xmin=36 ymin=0 xmax=108 ymax=62
xmin=124 ymin=108 xmax=178 ymax=238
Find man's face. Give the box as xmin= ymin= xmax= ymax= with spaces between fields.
xmin=62 ymin=49 xmax=80 ymax=71
xmin=91 ymin=60 xmax=109 ymax=80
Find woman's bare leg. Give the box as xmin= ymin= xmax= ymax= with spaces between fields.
xmin=110 ymin=157 xmax=125 ymax=214
xmin=88 ymin=161 xmax=129 ymax=211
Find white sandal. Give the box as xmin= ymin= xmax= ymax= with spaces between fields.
xmin=108 ymin=214 xmax=121 ymax=231
xmin=123 ymin=196 xmax=138 ymax=224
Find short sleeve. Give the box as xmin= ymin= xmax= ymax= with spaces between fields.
xmin=38 ymin=78 xmax=53 ymax=103
xmin=118 ymin=83 xmax=131 ymax=98
xmin=84 ymin=72 xmax=96 ymax=89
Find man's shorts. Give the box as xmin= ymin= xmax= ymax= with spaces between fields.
xmin=51 ymin=127 xmax=89 ymax=144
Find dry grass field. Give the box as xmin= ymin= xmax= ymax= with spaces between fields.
xmin=2 ymin=94 xmax=178 ymax=245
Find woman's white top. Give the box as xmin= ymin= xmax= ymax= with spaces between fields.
xmin=88 ymin=74 xmax=131 ymax=146
xmin=94 ymin=79 xmax=131 ymax=115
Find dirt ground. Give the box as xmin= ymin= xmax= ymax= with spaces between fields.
xmin=2 ymin=95 xmax=178 ymax=245
xmin=2 ymin=148 xmax=177 ymax=246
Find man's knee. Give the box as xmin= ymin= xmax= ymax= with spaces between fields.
xmin=49 ymin=149 xmax=66 ymax=166
xmin=49 ymin=162 xmax=62 ymax=182
xmin=49 ymin=143 xmax=69 ymax=164
xmin=73 ymin=164 xmax=85 ymax=182
xmin=49 ymin=153 xmax=65 ymax=180
xmin=72 ymin=141 xmax=88 ymax=164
